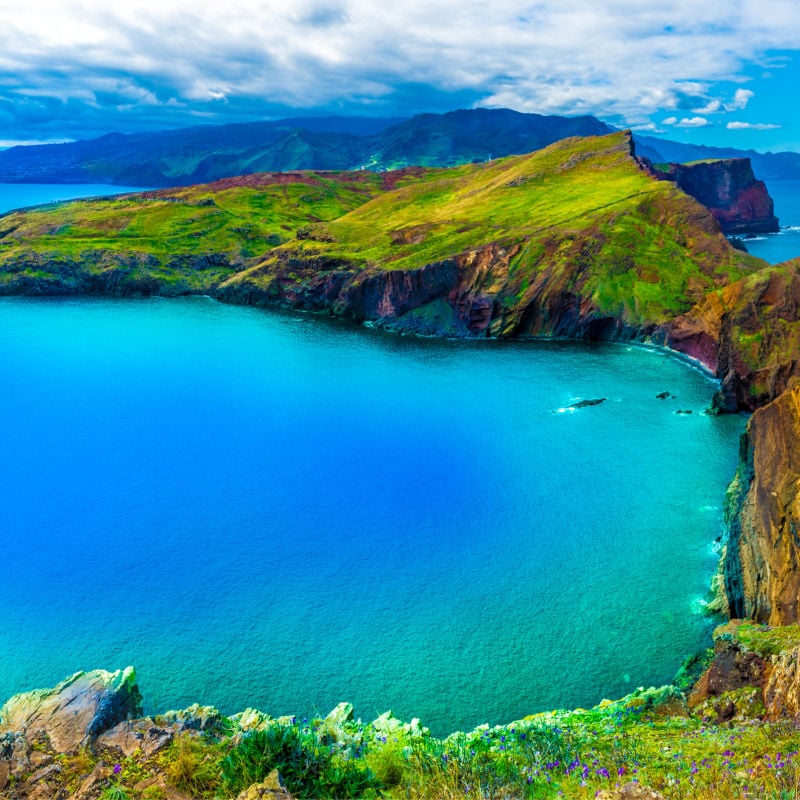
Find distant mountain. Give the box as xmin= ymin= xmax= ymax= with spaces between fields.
xmin=2 ymin=109 xmax=798 ymax=187
xmin=0 ymin=110 xmax=612 ymax=187
xmin=634 ymin=135 xmax=800 ymax=182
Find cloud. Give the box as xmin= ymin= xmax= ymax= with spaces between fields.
xmin=674 ymin=117 xmax=710 ymax=128
xmin=730 ymin=88 xmax=755 ymax=110
xmin=692 ymin=99 xmax=721 ymax=114
xmin=662 ymin=117 xmax=678 ymax=126
xmin=0 ymin=0 xmax=800 ymax=139
xmin=727 ymin=121 xmax=782 ymax=130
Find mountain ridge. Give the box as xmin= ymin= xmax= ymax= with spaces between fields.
xmin=2 ymin=108 xmax=799 ymax=188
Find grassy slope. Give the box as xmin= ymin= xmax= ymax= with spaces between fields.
xmin=0 ymin=172 xmax=386 ymax=291
xmin=0 ymin=132 xmax=761 ymax=325
xmin=229 ymin=131 xmax=760 ymax=327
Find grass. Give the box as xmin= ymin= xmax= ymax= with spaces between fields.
xmin=0 ymin=131 xmax=764 ymax=334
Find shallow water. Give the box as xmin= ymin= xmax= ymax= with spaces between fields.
xmin=0 ymin=297 xmax=745 ymax=733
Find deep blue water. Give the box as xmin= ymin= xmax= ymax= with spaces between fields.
xmin=742 ymin=180 xmax=800 ymax=264
xmin=0 ymin=183 xmax=150 ymax=214
xmin=0 ymin=297 xmax=744 ymax=733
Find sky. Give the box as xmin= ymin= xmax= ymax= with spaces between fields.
xmin=1 ymin=0 xmax=800 ymax=152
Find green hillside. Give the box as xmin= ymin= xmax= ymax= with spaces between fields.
xmin=0 ymin=132 xmax=761 ymax=335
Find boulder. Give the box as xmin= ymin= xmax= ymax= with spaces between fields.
xmin=0 ymin=667 xmax=142 ymax=752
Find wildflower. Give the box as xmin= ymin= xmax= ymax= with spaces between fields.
xmin=113 ymin=764 xmax=122 ymax=775
xmin=618 ymin=766 xmax=625 ymax=776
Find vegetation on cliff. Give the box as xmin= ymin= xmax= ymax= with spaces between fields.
xmin=3 ymin=651 xmax=800 ymax=800
xmin=0 ymin=131 xmax=761 ymax=342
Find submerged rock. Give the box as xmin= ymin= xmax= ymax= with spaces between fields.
xmin=569 ymin=397 xmax=607 ymax=408
xmin=0 ymin=667 xmax=141 ymax=752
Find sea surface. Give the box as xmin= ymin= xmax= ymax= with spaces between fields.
xmin=0 ymin=296 xmax=745 ymax=734
xmin=742 ymin=179 xmax=800 ymax=264
xmin=0 ymin=183 xmax=149 ymax=214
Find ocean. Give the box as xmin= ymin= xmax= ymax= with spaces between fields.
xmin=741 ymin=179 xmax=800 ymax=264
xmin=0 ymin=183 xmax=149 ymax=215
xmin=0 ymin=294 xmax=745 ymax=734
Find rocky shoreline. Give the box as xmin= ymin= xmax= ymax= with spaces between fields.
xmin=3 ymin=620 xmax=800 ymax=800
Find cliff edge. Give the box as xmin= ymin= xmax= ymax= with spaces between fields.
xmin=651 ymin=158 xmax=779 ymax=235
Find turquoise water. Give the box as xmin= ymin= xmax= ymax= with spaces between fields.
xmin=0 ymin=297 xmax=745 ymax=734
xmin=742 ymin=180 xmax=800 ymax=264
xmin=0 ymin=183 xmax=150 ymax=214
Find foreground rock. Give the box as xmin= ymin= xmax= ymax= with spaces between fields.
xmin=0 ymin=668 xmax=141 ymax=752
xmin=723 ymin=386 xmax=800 ymax=624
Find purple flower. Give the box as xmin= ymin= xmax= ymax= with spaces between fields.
xmin=113 ymin=764 xmax=122 ymax=775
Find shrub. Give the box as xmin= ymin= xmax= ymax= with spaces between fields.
xmin=164 ymin=733 xmax=220 ymax=797
xmin=220 ymin=723 xmax=380 ymax=798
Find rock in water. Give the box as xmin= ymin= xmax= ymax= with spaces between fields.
xmin=0 ymin=667 xmax=142 ymax=752
xmin=569 ymin=397 xmax=607 ymax=408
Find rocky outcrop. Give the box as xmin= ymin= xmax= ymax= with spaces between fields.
xmin=0 ymin=668 xmax=142 ymax=753
xmin=723 ymin=387 xmax=800 ymax=624
xmin=689 ymin=621 xmax=800 ymax=721
xmin=668 ymin=261 xmax=800 ymax=411
xmin=652 ymin=158 xmax=779 ymax=235
xmin=215 ymin=244 xmax=515 ymax=337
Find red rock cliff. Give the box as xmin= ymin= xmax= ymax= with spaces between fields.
xmin=652 ymin=159 xmax=779 ymax=235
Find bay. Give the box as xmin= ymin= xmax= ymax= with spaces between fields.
xmin=0 ymin=296 xmax=745 ymax=734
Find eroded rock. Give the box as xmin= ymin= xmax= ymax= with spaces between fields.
xmin=0 ymin=667 xmax=142 ymax=752
xmin=723 ymin=387 xmax=800 ymax=624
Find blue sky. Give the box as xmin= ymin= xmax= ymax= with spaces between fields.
xmin=1 ymin=0 xmax=799 ymax=152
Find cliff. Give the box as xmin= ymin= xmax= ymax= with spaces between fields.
xmin=0 ymin=131 xmax=759 ymax=342
xmin=721 ymin=387 xmax=800 ymax=623
xmin=651 ymin=158 xmax=779 ymax=235
xmin=668 ymin=259 xmax=800 ymax=411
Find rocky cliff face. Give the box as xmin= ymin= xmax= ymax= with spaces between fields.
xmin=668 ymin=260 xmax=800 ymax=411
xmin=689 ymin=621 xmax=800 ymax=721
xmin=723 ymin=387 xmax=800 ymax=624
xmin=652 ymin=158 xmax=779 ymax=235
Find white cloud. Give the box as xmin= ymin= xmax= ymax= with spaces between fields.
xmin=662 ymin=117 xmax=678 ymax=126
xmin=692 ymin=99 xmax=721 ymax=114
xmin=727 ymin=121 xmax=781 ymax=130
xmin=0 ymin=0 xmax=800 ymax=135
xmin=674 ymin=117 xmax=710 ymax=128
xmin=730 ymin=88 xmax=755 ymax=110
